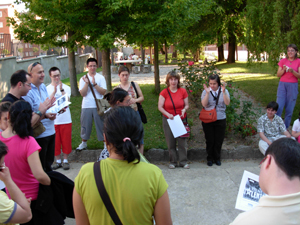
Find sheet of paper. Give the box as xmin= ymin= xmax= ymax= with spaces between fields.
xmin=0 ymin=180 xmax=5 ymax=190
xmin=167 ymin=115 xmax=187 ymax=138
xmin=235 ymin=170 xmax=266 ymax=212
xmin=47 ymin=94 xmax=71 ymax=114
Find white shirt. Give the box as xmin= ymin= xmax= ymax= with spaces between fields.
xmin=46 ymin=83 xmax=72 ymax=125
xmin=79 ymin=73 xmax=107 ymax=109
xmin=292 ymin=119 xmax=300 ymax=132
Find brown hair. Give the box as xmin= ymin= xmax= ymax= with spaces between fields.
xmin=165 ymin=70 xmax=181 ymax=88
xmin=287 ymin=44 xmax=298 ymax=59
xmin=118 ymin=65 xmax=130 ymax=75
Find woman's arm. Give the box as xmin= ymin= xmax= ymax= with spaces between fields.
xmin=277 ymin=65 xmax=286 ymax=78
xmin=290 ymin=66 xmax=300 ymax=79
xmin=73 ymin=188 xmax=90 ymax=225
xmin=221 ymin=85 xmax=230 ymax=105
xmin=181 ymin=97 xmax=189 ymax=118
xmin=0 ymin=166 xmax=32 ymax=224
xmin=158 ymin=95 xmax=174 ymax=119
xmin=153 ymin=191 xmax=172 ymax=225
xmin=292 ymin=130 xmax=300 ymax=138
xmin=201 ymin=84 xmax=210 ymax=108
xmin=133 ymin=82 xmax=144 ymax=103
xmin=28 ymin=151 xmax=50 ymax=185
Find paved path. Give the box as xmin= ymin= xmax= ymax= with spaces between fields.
xmin=63 ymin=159 xmax=261 ymax=225
xmin=110 ymin=65 xmax=179 ymax=84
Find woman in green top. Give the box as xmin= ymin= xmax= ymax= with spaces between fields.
xmin=73 ymin=107 xmax=172 ymax=225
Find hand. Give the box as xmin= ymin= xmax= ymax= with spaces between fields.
xmin=283 ymin=65 xmax=287 ymax=71
xmin=92 ymin=75 xmax=96 ymax=86
xmin=0 ymin=164 xmax=11 ymax=183
xmin=27 ymin=197 xmax=32 ymax=204
xmin=168 ymin=113 xmax=174 ymax=120
xmin=181 ymin=109 xmax=186 ymax=118
xmin=267 ymin=140 xmax=272 ymax=146
xmin=203 ymin=84 xmax=210 ymax=93
xmin=82 ymin=76 xmax=89 ymax=83
xmin=58 ymin=108 xmax=66 ymax=114
xmin=45 ymin=113 xmax=57 ymax=120
xmin=288 ymin=68 xmax=294 ymax=73
xmin=39 ymin=97 xmax=56 ymax=113
xmin=128 ymin=98 xmax=136 ymax=105
xmin=59 ymin=81 xmax=63 ymax=90
xmin=221 ymin=83 xmax=226 ymax=93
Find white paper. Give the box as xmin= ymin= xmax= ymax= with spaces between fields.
xmin=0 ymin=180 xmax=5 ymax=190
xmin=47 ymin=94 xmax=71 ymax=114
xmin=235 ymin=170 xmax=266 ymax=212
xmin=167 ymin=115 xmax=187 ymax=138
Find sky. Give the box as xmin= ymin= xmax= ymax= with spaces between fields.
xmin=2 ymin=0 xmax=26 ymax=12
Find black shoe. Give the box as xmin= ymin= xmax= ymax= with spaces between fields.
xmin=207 ymin=161 xmax=213 ymax=166
xmin=215 ymin=160 xmax=221 ymax=166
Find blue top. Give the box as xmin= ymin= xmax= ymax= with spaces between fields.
xmin=23 ymin=83 xmax=55 ymax=138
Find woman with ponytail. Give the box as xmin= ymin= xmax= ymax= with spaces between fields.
xmin=0 ymin=100 xmax=50 ymax=224
xmin=73 ymin=107 xmax=172 ymax=225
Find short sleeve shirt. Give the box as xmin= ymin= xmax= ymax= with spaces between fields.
xmin=278 ymin=58 xmax=300 ymax=83
xmin=257 ymin=114 xmax=286 ymax=138
xmin=160 ymin=87 xmax=188 ymax=119
xmin=79 ymin=73 xmax=107 ymax=108
xmin=0 ymin=191 xmax=17 ymax=225
xmin=292 ymin=119 xmax=300 ymax=132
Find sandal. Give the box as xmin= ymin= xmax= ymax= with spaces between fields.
xmin=183 ymin=164 xmax=190 ymax=169
xmin=169 ymin=164 xmax=176 ymax=169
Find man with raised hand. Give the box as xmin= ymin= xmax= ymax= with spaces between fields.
xmin=76 ymin=58 xmax=107 ymax=151
xmin=230 ymin=138 xmax=300 ymax=225
xmin=23 ymin=62 xmax=56 ymax=172
xmin=47 ymin=67 xmax=72 ymax=170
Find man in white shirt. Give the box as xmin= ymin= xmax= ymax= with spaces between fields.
xmin=230 ymin=138 xmax=300 ymax=225
xmin=46 ymin=67 xmax=72 ymax=170
xmin=76 ymin=58 xmax=107 ymax=151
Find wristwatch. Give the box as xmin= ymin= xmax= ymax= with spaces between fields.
xmin=60 ymin=89 xmax=64 ymax=92
xmin=93 ymin=83 xmax=97 ymax=87
xmin=35 ymin=110 xmax=42 ymax=117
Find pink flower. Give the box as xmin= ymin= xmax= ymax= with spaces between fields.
xmin=188 ymin=61 xmax=194 ymax=66
xmin=189 ymin=90 xmax=193 ymax=93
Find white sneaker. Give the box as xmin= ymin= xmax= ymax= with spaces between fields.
xmin=76 ymin=142 xmax=87 ymax=151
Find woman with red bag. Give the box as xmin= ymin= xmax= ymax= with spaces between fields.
xmin=158 ymin=71 xmax=189 ymax=169
xmin=201 ymin=74 xmax=230 ymax=167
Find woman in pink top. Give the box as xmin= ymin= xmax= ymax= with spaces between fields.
xmin=0 ymin=100 xmax=50 ymax=225
xmin=276 ymin=44 xmax=300 ymax=129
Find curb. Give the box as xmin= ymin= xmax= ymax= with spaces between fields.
xmin=67 ymin=145 xmax=262 ymax=162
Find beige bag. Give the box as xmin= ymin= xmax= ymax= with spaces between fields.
xmin=86 ymin=75 xmax=109 ymax=116
xmin=32 ymin=122 xmax=45 ymax=137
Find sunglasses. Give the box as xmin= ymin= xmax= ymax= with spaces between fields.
xmin=259 ymin=156 xmax=268 ymax=168
xmin=30 ymin=62 xmax=41 ymax=72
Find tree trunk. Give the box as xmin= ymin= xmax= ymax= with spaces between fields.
xmin=149 ymin=46 xmax=153 ymax=64
xmin=102 ymin=48 xmax=111 ymax=92
xmin=235 ymin=44 xmax=238 ymax=61
xmin=154 ymin=39 xmax=160 ymax=94
xmin=227 ymin=26 xmax=236 ymax=63
xmin=160 ymin=47 xmax=165 ymax=54
xmin=141 ymin=44 xmax=145 ymax=62
xmin=164 ymin=40 xmax=168 ymax=63
xmin=217 ymin=44 xmax=225 ymax=61
xmin=68 ymin=49 xmax=80 ymax=96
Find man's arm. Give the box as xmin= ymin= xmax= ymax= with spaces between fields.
xmin=283 ymin=130 xmax=291 ymax=138
xmin=259 ymin=132 xmax=272 ymax=145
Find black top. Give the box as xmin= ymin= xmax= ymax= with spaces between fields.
xmin=2 ymin=93 xmax=23 ymax=103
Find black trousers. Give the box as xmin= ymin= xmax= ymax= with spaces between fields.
xmin=36 ymin=134 xmax=55 ymax=172
xmin=202 ymin=119 xmax=226 ymax=162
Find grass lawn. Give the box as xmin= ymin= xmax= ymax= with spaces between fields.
xmin=216 ymin=61 xmax=276 ymax=74
xmin=61 ymin=71 xmax=167 ymax=150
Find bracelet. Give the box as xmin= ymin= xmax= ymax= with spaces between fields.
xmin=93 ymin=83 xmax=97 ymax=87
xmin=60 ymin=89 xmax=64 ymax=92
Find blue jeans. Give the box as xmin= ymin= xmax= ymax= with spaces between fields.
xmin=276 ymin=81 xmax=298 ymax=128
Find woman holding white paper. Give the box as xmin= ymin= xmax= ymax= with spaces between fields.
xmin=158 ymin=71 xmax=189 ymax=169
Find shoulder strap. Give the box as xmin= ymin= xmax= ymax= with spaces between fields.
xmin=86 ymin=75 xmax=100 ymax=112
xmin=93 ymin=161 xmax=123 ymax=225
xmin=215 ymin=87 xmax=221 ymax=107
xmin=166 ymin=88 xmax=176 ymax=115
xmin=130 ymin=81 xmax=139 ymax=98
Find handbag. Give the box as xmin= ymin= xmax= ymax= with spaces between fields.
xmin=32 ymin=122 xmax=45 ymax=137
xmin=93 ymin=161 xmax=123 ymax=225
xmin=199 ymin=87 xmax=221 ymax=123
xmin=166 ymin=89 xmax=190 ymax=138
xmin=86 ymin=75 xmax=110 ymax=116
xmin=131 ymin=81 xmax=147 ymax=124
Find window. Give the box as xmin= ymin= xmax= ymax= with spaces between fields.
xmin=0 ymin=43 xmax=4 ymax=49
xmin=25 ymin=43 xmax=28 ymax=48
xmin=25 ymin=52 xmax=28 ymax=56
xmin=0 ymin=22 xmax=3 ymax=28
xmin=0 ymin=34 xmax=3 ymax=39
xmin=29 ymin=51 xmax=33 ymax=56
xmin=0 ymin=11 xmax=2 ymax=17
xmin=28 ymin=44 xmax=32 ymax=48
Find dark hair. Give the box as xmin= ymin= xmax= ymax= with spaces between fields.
xmin=104 ymin=88 xmax=129 ymax=107
xmin=208 ymin=74 xmax=221 ymax=86
xmin=87 ymin=58 xmax=97 ymax=66
xmin=0 ymin=102 xmax=12 ymax=116
xmin=10 ymin=70 xmax=31 ymax=88
xmin=0 ymin=141 xmax=8 ymax=160
xmin=287 ymin=44 xmax=298 ymax=59
xmin=266 ymin=101 xmax=278 ymax=111
xmin=9 ymin=101 xmax=32 ymax=138
xmin=49 ymin=66 xmax=61 ymax=76
xmin=266 ymin=138 xmax=300 ymax=180
xmin=165 ymin=70 xmax=181 ymax=88
xmin=118 ymin=65 xmax=130 ymax=75
xmin=104 ymin=107 xmax=143 ymax=163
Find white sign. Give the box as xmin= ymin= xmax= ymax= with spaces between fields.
xmin=167 ymin=115 xmax=187 ymax=138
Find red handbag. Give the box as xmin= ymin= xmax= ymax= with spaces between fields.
xmin=199 ymin=87 xmax=221 ymax=123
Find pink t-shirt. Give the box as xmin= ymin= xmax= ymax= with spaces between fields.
xmin=278 ymin=58 xmax=300 ymax=83
xmin=160 ymin=87 xmax=188 ymax=119
xmin=0 ymin=134 xmax=41 ymax=200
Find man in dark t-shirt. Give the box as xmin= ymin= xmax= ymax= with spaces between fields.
xmin=2 ymin=70 xmax=32 ymax=103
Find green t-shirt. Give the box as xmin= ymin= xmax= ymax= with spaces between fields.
xmin=75 ymin=158 xmax=168 ymax=225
